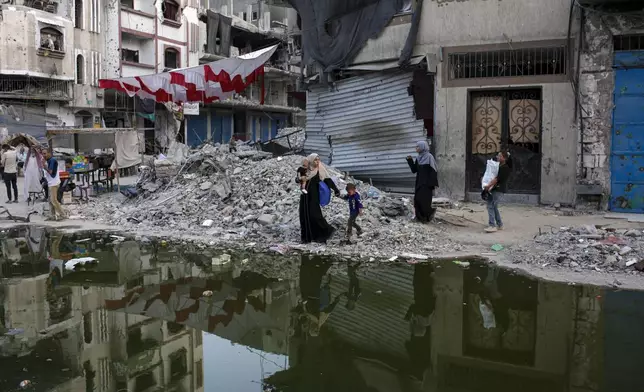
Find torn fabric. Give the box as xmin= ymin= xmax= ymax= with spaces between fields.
xmin=287 ymin=0 xmax=404 ymax=72
xmin=111 ymin=132 xmax=142 ymax=170
xmin=99 ymin=45 xmax=276 ymax=104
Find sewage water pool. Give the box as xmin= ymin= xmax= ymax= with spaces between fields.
xmin=0 ymin=226 xmax=643 ymax=392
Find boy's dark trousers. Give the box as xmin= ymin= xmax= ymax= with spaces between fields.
xmin=4 ymin=173 xmax=17 ymax=201
xmin=346 ymin=214 xmax=362 ymax=238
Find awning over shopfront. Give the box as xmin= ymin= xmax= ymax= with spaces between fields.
xmin=98 ymin=45 xmax=278 ymax=104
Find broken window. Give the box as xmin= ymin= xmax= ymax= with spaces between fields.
xmin=121 ymin=49 xmax=139 ymax=63
xmin=75 ymin=0 xmax=83 ymax=29
xmin=163 ymin=0 xmax=180 ymax=22
xmin=252 ymin=11 xmax=258 ymax=21
xmin=26 ymin=0 xmax=58 ymax=14
xmin=121 ymin=0 xmax=134 ymax=8
xmin=40 ymin=27 xmax=63 ymax=52
xmin=169 ymin=348 xmax=188 ymax=381
xmin=76 ymin=54 xmax=84 ymax=84
xmin=164 ymin=48 xmax=179 ymax=69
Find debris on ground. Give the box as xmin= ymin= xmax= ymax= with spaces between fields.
xmin=511 ymin=225 xmax=644 ymax=274
xmin=71 ymin=142 xmax=462 ymax=257
xmin=274 ymin=127 xmax=305 ymax=152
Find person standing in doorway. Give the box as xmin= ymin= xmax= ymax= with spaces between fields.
xmin=43 ymin=150 xmax=66 ymax=220
xmin=484 ymin=151 xmax=512 ymax=233
xmin=1 ymin=145 xmax=18 ymax=203
xmin=406 ymin=141 xmax=438 ymax=223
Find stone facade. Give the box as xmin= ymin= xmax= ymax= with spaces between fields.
xmin=579 ymin=13 xmax=644 ymax=200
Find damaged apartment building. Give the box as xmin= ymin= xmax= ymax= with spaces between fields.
xmin=182 ymin=0 xmax=304 ymax=147
xmin=0 ymin=0 xmax=104 ymax=148
xmin=295 ymin=0 xmax=644 ymax=212
xmin=105 ymin=0 xmax=304 ymax=151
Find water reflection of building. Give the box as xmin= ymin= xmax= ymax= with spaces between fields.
xmin=0 ymin=231 xmax=206 ymax=392
xmin=269 ymin=256 xmax=634 ymax=392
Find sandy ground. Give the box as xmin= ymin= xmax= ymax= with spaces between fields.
xmin=2 ymin=175 xmax=644 ymax=290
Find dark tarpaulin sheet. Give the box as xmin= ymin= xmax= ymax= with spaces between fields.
xmin=287 ymin=0 xmax=404 ymax=72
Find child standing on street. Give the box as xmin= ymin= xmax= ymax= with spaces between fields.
xmin=344 ymin=183 xmax=363 ymax=241
xmin=297 ymin=158 xmax=309 ymax=194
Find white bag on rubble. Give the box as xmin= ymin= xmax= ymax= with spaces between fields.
xmin=481 ymin=159 xmax=499 ymax=190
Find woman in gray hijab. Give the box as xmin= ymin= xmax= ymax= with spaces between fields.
xmin=406 ymin=141 xmax=438 ymax=223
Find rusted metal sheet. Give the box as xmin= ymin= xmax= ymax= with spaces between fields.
xmin=610 ymin=51 xmax=644 ymax=212
xmin=304 ymin=71 xmax=425 ymax=191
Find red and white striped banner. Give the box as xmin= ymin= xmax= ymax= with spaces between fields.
xmin=99 ymin=45 xmax=277 ymax=104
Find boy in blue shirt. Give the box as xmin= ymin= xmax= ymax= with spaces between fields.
xmin=343 ymin=183 xmax=363 ymax=242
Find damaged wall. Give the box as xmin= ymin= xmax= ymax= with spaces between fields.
xmin=578 ymin=14 xmax=644 ymax=197
xmin=305 ymin=71 xmax=425 ymax=191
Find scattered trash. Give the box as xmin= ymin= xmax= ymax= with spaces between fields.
xmin=388 ymin=256 xmax=398 ymax=262
xmin=626 ymin=259 xmax=639 ymax=267
xmin=202 ymin=219 xmax=214 ymax=227
xmin=202 ymin=290 xmax=213 ymax=297
xmin=4 ymin=328 xmax=24 ymax=336
xmin=478 ymin=302 xmax=496 ymax=329
xmin=619 ymin=246 xmax=633 ymax=256
xmin=491 ymin=244 xmax=504 ymax=252
xmin=64 ymin=257 xmax=99 ymax=271
xmin=269 ymin=244 xmax=290 ymax=255
xmin=211 ymin=253 xmax=231 ymax=265
xmin=453 ymin=260 xmax=470 ymax=268
xmin=19 ymin=380 xmax=32 ymax=389
xmin=375 ymin=290 xmax=382 ymax=294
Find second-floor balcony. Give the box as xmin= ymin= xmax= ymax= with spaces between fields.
xmin=9 ymin=0 xmax=59 ymax=15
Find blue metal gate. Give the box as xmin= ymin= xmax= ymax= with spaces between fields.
xmin=610 ymin=51 xmax=644 ymax=212
xmin=186 ymin=114 xmax=208 ymax=147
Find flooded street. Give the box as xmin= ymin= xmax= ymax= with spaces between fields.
xmin=1 ymin=227 xmax=643 ymax=392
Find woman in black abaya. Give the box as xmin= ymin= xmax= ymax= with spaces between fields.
xmin=298 ymin=154 xmax=340 ymax=243
xmin=406 ymin=140 xmax=438 ymax=223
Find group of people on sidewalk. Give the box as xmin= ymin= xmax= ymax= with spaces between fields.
xmin=296 ymin=140 xmax=513 ymax=244
xmin=0 ymin=144 xmax=68 ymax=220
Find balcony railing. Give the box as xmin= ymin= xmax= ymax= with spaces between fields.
xmin=0 ymin=77 xmax=71 ymax=101
xmin=18 ymin=0 xmax=59 ymax=14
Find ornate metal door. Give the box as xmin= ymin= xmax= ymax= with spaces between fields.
xmin=467 ymin=89 xmax=542 ymax=194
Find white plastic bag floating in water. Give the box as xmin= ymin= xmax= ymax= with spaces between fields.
xmin=481 ymin=159 xmax=500 ymax=190
xmin=478 ymin=302 xmax=496 ymax=329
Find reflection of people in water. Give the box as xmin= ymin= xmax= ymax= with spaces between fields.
xmin=464 ymin=263 xmax=538 ymax=365
xmin=266 ymin=256 xmax=377 ymax=391
xmin=405 ymin=263 xmax=436 ymax=380
xmin=346 ymin=262 xmax=361 ymax=311
xmin=299 ymin=256 xmax=345 ymax=336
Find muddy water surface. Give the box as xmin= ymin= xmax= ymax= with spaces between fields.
xmin=0 ymin=226 xmax=643 ymax=392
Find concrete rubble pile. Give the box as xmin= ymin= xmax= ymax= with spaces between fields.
xmin=512 ymin=225 xmax=644 ymax=274
xmin=274 ymin=127 xmax=305 ymax=151
xmin=78 ymin=142 xmax=460 ymax=256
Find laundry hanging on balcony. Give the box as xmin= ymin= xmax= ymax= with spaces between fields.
xmin=98 ymin=45 xmax=277 ymax=104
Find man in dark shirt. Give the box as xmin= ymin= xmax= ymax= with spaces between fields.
xmin=484 ymin=151 xmax=512 ymax=233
